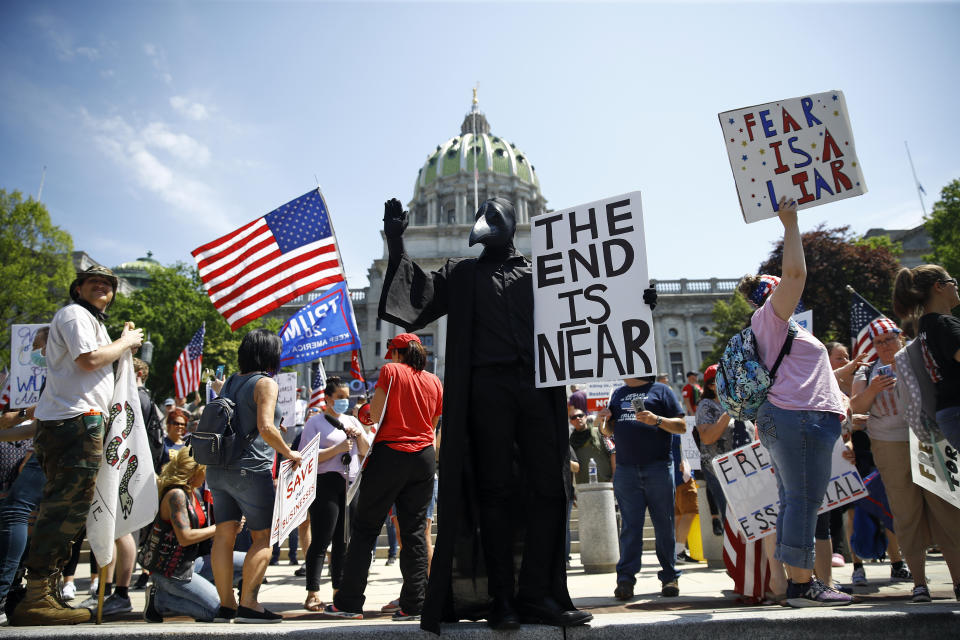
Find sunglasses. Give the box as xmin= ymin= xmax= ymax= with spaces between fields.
xmin=939 ymin=278 xmax=958 ymax=286
xmin=170 ymin=421 xmax=187 ymax=427
xmin=568 ymin=413 xmax=586 ymax=421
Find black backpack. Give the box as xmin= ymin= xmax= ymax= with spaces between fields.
xmin=138 ymin=386 xmax=165 ymax=472
xmin=192 ymin=374 xmax=262 ymax=466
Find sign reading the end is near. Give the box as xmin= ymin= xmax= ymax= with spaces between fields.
xmin=532 ymin=191 xmax=656 ymax=388
xmin=719 ymin=90 xmax=866 ymax=223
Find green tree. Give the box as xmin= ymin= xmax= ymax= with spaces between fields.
xmin=107 ymin=263 xmax=280 ymax=400
xmin=702 ymin=291 xmax=753 ymax=370
xmin=757 ymin=224 xmax=900 ymax=343
xmin=924 ymin=178 xmax=960 ymax=278
xmin=0 ymin=189 xmax=74 ymax=366
xmin=855 ymin=234 xmax=902 ymax=257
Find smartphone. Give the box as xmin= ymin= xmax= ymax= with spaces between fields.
xmin=876 ymin=364 xmax=895 ymax=379
xmin=631 ymin=396 xmax=646 ymax=413
xmin=215 ymin=365 xmax=225 ymax=379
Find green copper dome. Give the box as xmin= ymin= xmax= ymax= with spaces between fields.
xmin=414 ymin=108 xmax=540 ymax=197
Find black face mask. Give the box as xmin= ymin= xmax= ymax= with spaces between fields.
xmin=73 ymin=296 xmax=109 ymax=322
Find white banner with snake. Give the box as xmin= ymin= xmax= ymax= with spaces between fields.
xmin=86 ymin=352 xmax=159 ymax=566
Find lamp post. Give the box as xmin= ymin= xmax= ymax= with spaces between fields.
xmin=141 ymin=333 xmax=155 ymax=365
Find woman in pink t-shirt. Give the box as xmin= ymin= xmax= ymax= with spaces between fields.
xmin=739 ymin=197 xmax=849 ymax=608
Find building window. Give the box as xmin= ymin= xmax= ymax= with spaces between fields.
xmin=414 ymin=205 xmax=427 ymax=226
xmin=446 ymin=208 xmax=456 ymax=224
xmin=375 ymin=342 xmax=381 ymax=357
xmin=375 ymin=318 xmax=381 ymax=330
xmin=343 ymin=360 xmax=351 ymax=373
xmin=668 ymin=328 xmax=679 ymax=338
xmin=669 ymin=352 xmax=684 ymax=385
xmin=700 ymin=326 xmax=710 ymax=336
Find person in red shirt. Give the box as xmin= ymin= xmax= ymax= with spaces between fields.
xmin=681 ymin=372 xmax=702 ymax=415
xmin=322 ymin=333 xmax=442 ymax=622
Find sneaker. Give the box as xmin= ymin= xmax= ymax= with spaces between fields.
xmin=785 ymin=580 xmax=852 ymax=607
xmin=676 ymin=550 xmax=697 ymax=564
xmin=319 ymin=604 xmax=362 ymax=620
xmin=61 ymin=582 xmax=76 ymax=601
xmin=851 ymin=566 xmax=867 ymax=586
xmin=78 ymin=594 xmax=98 ymax=609
xmin=380 ymin=599 xmax=401 ymax=613
xmin=133 ymin=572 xmax=150 ymax=590
xmin=661 ymin=580 xmax=680 ymax=597
xmin=392 ymin=608 xmax=419 ymax=621
xmin=831 ymin=553 xmax=846 ymax=568
xmin=0 ymin=611 xmax=6 ymax=626
xmin=614 ymin=581 xmax=634 ymax=601
xmin=294 ymin=566 xmax=307 ymax=577
xmin=890 ymin=562 xmax=912 ymax=582
xmin=712 ymin=518 xmax=723 ymax=536
xmin=832 ymin=582 xmax=853 ymax=595
xmin=235 ymin=605 xmax=282 ymax=624
xmin=385 ymin=557 xmax=397 ymax=566
xmin=99 ymin=593 xmax=133 ymax=616
xmin=143 ymin=586 xmax=163 ymax=623
xmin=88 ymin=579 xmax=98 ymax=596
xmin=911 ymin=585 xmax=931 ymax=603
xmin=213 ymin=606 xmax=236 ymax=623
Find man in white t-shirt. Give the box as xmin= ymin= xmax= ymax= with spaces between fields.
xmin=11 ymin=266 xmax=143 ymax=627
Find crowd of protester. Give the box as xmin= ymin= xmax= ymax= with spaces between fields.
xmin=1 ymin=222 xmax=958 ymax=627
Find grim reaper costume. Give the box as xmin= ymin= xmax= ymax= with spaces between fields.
xmin=378 ymin=197 xmax=592 ymax=632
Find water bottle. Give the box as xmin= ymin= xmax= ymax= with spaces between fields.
xmin=588 ymin=459 xmax=598 ymax=483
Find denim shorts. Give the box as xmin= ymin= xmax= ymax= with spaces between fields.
xmin=205 ymin=466 xmax=275 ymax=531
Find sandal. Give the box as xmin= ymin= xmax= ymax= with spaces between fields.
xmin=304 ymin=594 xmax=324 ymax=612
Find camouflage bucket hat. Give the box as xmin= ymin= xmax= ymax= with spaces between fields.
xmin=70 ymin=265 xmax=119 ymax=302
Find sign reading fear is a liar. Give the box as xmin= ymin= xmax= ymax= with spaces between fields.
xmin=532 ymin=191 xmax=656 ymax=388
xmin=719 ymin=90 xmax=866 ymax=223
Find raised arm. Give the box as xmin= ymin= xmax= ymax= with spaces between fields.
xmin=769 ymin=197 xmax=805 ymax=322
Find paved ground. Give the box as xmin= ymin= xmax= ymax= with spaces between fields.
xmin=5 ymin=550 xmax=958 ymax=638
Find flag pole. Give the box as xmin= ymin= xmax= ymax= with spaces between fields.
xmin=904 ymin=141 xmax=927 ymax=217
xmin=314 ymin=186 xmax=368 ymax=391
xmin=472 ymin=84 xmax=479 ymax=213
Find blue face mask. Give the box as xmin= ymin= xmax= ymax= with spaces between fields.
xmin=333 ymin=398 xmax=350 ymax=415
xmin=30 ymin=349 xmax=46 ymax=368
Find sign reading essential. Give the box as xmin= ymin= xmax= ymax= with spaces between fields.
xmin=532 ymin=191 xmax=656 ymax=387
xmin=719 ymin=90 xmax=866 ymax=223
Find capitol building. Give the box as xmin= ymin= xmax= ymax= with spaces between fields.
xmin=281 ymin=97 xmax=737 ymax=394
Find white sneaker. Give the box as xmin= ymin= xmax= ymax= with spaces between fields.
xmin=62 ymin=581 xmax=77 ymax=601
xmin=89 ymin=578 xmax=99 ymax=595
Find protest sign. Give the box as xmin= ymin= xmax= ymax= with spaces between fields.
xmin=793 ymin=309 xmax=813 ymax=333
xmin=681 ymin=417 xmax=701 ymax=471
xmin=910 ymin=430 xmax=960 ymax=510
xmin=719 ymin=90 xmax=866 ymax=223
xmin=279 ymin=281 xmax=361 ymax=367
xmin=9 ymin=324 xmax=47 ymax=408
xmin=276 ymin=372 xmax=298 ymax=429
xmin=711 ymin=438 xmax=866 ymax=541
xmin=583 ymin=380 xmax=622 ymax=412
xmin=532 ymin=192 xmax=656 ymax=387
xmin=270 ymin=433 xmax=319 ymax=545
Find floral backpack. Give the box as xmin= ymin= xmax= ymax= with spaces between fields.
xmin=716 ymin=321 xmax=797 ymax=421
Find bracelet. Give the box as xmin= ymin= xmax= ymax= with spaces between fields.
xmin=655 ymin=415 xmax=663 ymax=427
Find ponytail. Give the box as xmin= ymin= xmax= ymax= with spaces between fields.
xmin=893 ymin=264 xmax=947 ymax=328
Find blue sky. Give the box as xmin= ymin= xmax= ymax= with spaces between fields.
xmin=2 ymin=1 xmax=958 ymax=289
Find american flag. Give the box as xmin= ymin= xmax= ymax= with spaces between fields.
xmin=350 ymin=350 xmax=364 ymax=382
xmin=850 ymin=291 xmax=886 ymax=363
xmin=192 ymin=190 xmax=345 ymax=330
xmin=722 ymin=511 xmax=772 ymax=602
xmin=173 ymin=324 xmax=205 ymax=399
xmin=309 ymin=360 xmax=326 ymax=410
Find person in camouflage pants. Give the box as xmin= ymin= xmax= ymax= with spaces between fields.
xmin=11 ymin=266 xmax=142 ymax=627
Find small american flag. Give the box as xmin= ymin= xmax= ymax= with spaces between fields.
xmin=309 ymin=360 xmax=326 ymax=410
xmin=192 ymin=190 xmax=345 ymax=330
xmin=173 ymin=324 xmax=205 ymax=399
xmin=722 ymin=511 xmax=771 ymax=602
xmin=350 ymin=350 xmax=364 ymax=382
xmin=850 ymin=292 xmax=886 ymax=363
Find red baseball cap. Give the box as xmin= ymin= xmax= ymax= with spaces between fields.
xmin=385 ymin=333 xmax=421 ymax=360
xmin=703 ymin=364 xmax=718 ymax=383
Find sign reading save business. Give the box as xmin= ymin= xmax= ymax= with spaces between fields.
xmin=279 ymin=281 xmax=361 ymax=366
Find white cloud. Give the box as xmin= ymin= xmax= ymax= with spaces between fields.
xmin=143 ymin=42 xmax=172 ymax=85
xmin=82 ymin=109 xmax=230 ymax=231
xmin=141 ymin=122 xmax=211 ymax=166
xmin=170 ymin=96 xmax=210 ymax=121
xmin=33 ymin=14 xmax=100 ymax=61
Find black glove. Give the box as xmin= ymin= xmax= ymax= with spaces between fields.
xmin=383 ymin=198 xmax=409 ymax=239
xmin=643 ymin=282 xmax=658 ymax=311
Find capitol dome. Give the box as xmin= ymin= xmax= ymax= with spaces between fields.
xmin=405 ymin=97 xmax=547 ymax=231
xmin=114 ymin=250 xmax=161 ymax=290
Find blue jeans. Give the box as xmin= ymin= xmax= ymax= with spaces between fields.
xmin=154 ymin=558 xmax=220 ymax=621
xmin=195 ymin=552 xmax=245 ymax=583
xmin=0 ymin=456 xmax=44 ymax=602
xmin=936 ymin=406 xmax=960 ymax=453
xmin=613 ymin=460 xmax=679 ymax=584
xmin=756 ymin=402 xmax=840 ymax=570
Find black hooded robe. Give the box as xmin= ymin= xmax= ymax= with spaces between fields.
xmin=378 ymin=251 xmax=575 ymax=634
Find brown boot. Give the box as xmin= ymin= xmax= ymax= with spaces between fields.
xmin=10 ymin=572 xmax=92 ymax=626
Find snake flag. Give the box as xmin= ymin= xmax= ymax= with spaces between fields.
xmin=86 ymin=352 xmax=159 ymax=567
